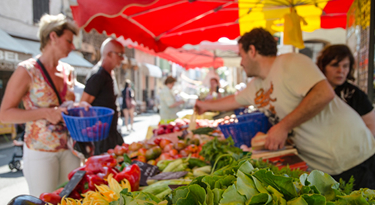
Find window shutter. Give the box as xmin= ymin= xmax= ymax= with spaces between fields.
xmin=33 ymin=0 xmax=50 ymax=23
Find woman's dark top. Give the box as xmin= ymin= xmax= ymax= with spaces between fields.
xmin=121 ymin=87 xmax=132 ymax=109
xmin=335 ymin=81 xmax=374 ymax=116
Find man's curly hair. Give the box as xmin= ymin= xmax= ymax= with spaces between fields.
xmin=238 ymin=28 xmax=277 ymax=57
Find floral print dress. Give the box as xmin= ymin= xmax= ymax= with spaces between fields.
xmin=20 ymin=58 xmax=72 ymax=152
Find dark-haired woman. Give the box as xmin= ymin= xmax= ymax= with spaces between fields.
xmin=317 ymin=44 xmax=375 ymax=136
xmin=205 ymin=78 xmax=222 ymax=100
xmin=122 ymin=80 xmax=135 ymax=132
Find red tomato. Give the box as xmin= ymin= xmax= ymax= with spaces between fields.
xmin=114 ymin=145 xmax=124 ymax=156
xmin=187 ymin=144 xmax=198 ymax=153
xmin=138 ymin=148 xmax=148 ymax=156
xmin=160 ymin=139 xmax=172 ymax=150
xmin=163 ymin=143 xmax=174 ymax=153
xmin=137 ymin=155 xmax=147 ymax=163
xmin=107 ymin=148 xmax=115 ymax=154
xmin=179 ymin=149 xmax=191 ymax=157
xmin=159 ymin=153 xmax=173 ymax=160
xmin=174 ymin=154 xmax=183 ymax=159
xmin=39 ymin=193 xmax=61 ymax=205
xmin=129 ymin=142 xmax=143 ymax=151
xmin=169 ymin=149 xmax=179 ymax=156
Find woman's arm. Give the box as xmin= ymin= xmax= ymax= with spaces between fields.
xmin=0 ymin=66 xmax=66 ymax=124
xmin=362 ymin=109 xmax=375 ymax=136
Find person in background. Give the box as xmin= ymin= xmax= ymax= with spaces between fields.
xmin=122 ymin=79 xmax=135 ymax=132
xmin=159 ymin=76 xmax=184 ymax=124
xmin=205 ymin=77 xmax=222 ymax=100
xmin=81 ymin=38 xmax=125 ymax=155
xmin=0 ymin=14 xmax=89 ymax=196
xmin=195 ymin=28 xmax=375 ymax=190
xmin=317 ymin=44 xmax=375 ymax=136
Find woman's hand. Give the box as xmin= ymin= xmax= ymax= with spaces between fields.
xmin=74 ymin=101 xmax=91 ymax=111
xmin=45 ymin=107 xmax=67 ymax=124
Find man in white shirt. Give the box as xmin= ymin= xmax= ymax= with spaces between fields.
xmin=195 ymin=28 xmax=375 ymax=190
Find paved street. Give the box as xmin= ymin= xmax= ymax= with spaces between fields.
xmin=0 ymin=112 xmax=160 ymax=204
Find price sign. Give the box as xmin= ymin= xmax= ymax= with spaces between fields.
xmin=131 ymin=161 xmax=159 ymax=186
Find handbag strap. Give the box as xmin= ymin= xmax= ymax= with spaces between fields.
xmin=37 ymin=59 xmax=62 ymax=105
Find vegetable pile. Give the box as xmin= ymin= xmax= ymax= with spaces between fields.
xmin=108 ymin=137 xmax=207 ymax=166
xmin=166 ymin=157 xmax=374 ymax=205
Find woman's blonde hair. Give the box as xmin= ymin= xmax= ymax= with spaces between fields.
xmin=37 ymin=14 xmax=79 ymax=51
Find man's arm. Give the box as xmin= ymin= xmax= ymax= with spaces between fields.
xmin=361 ymin=109 xmax=375 ymax=136
xmin=80 ymin=92 xmax=96 ymax=104
xmin=265 ymin=79 xmax=335 ymax=150
xmin=195 ymin=95 xmax=243 ymax=115
xmin=169 ymin=100 xmax=184 ymax=108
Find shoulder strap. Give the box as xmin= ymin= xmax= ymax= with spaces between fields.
xmin=36 ymin=59 xmax=62 ymax=105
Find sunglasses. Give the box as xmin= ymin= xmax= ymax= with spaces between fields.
xmin=110 ymin=51 xmax=125 ymax=58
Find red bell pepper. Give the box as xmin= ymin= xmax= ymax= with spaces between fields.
xmin=68 ymin=165 xmax=86 ymax=180
xmin=68 ymin=190 xmax=82 ymax=200
xmin=87 ymin=174 xmax=107 ymax=191
xmin=39 ymin=192 xmax=61 ymax=205
xmin=114 ymin=164 xmax=141 ymax=191
xmin=52 ymin=188 xmax=64 ymax=195
xmin=96 ymin=166 xmax=118 ymax=180
xmin=85 ymin=154 xmax=117 ymax=174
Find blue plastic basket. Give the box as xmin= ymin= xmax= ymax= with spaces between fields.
xmin=234 ymin=107 xmax=247 ymax=115
xmin=62 ymin=106 xmax=114 ymax=142
xmin=218 ymin=112 xmax=271 ymax=147
xmin=236 ymin=111 xmax=262 ymax=122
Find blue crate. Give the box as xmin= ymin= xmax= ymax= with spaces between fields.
xmin=62 ymin=106 xmax=114 ymax=142
xmin=218 ymin=112 xmax=271 ymax=147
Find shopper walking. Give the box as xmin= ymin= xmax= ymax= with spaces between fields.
xmin=122 ymin=79 xmax=135 ymax=132
xmin=159 ymin=76 xmax=184 ymax=124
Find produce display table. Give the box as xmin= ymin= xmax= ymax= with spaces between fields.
xmin=252 ymin=148 xmax=308 ymax=171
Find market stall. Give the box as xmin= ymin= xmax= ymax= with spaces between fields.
xmin=9 ymin=106 xmax=374 ymax=205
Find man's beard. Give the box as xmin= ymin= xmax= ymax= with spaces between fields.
xmin=245 ymin=61 xmax=259 ymax=78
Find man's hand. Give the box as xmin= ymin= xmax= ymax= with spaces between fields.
xmin=45 ymin=107 xmax=67 ymax=124
xmin=264 ymin=123 xmax=289 ymax=150
xmin=195 ymin=100 xmax=208 ymax=115
xmin=74 ymin=101 xmax=91 ymax=111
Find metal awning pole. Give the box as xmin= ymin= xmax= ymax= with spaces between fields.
xmin=368 ymin=0 xmax=375 ymax=101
